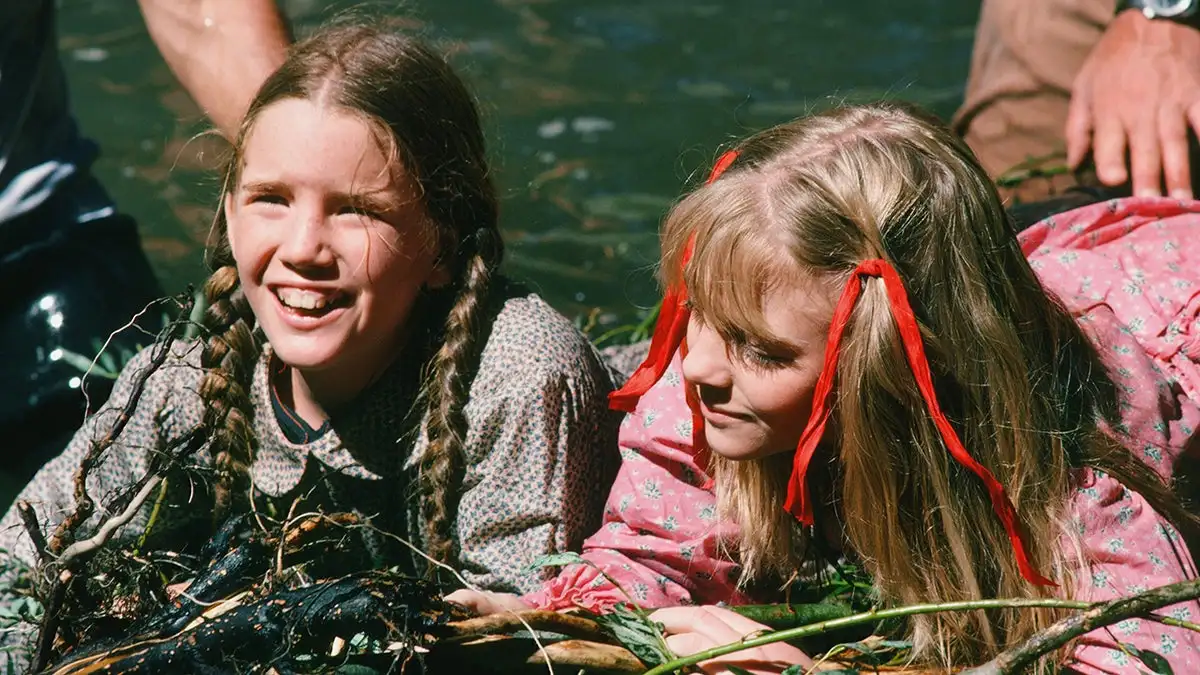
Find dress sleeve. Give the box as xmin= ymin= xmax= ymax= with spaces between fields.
xmin=0 ymin=339 xmax=204 ymax=667
xmin=521 ymin=355 xmax=747 ymax=612
xmin=452 ymin=298 xmax=620 ymax=594
xmin=1063 ymin=470 xmax=1200 ymax=674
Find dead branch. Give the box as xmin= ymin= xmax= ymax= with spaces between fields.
xmin=963 ymin=577 xmax=1200 ymax=674
xmin=17 ymin=501 xmax=48 ymax=565
xmin=48 ymin=294 xmax=195 ymax=557
xmin=446 ymin=609 xmax=611 ymax=643
xmin=55 ymin=477 xmax=162 ymax=570
xmin=529 ymin=639 xmax=645 ymax=673
xmin=31 ymin=570 xmax=71 ymax=673
xmin=47 ymin=339 xmax=176 ymax=556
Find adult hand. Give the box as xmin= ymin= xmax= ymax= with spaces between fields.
xmin=649 ymin=606 xmax=813 ymax=675
xmin=1066 ymin=9 xmax=1200 ymax=199
xmin=444 ymin=588 xmax=533 ymax=615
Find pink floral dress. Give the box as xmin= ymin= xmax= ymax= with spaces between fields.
xmin=524 ymin=196 xmax=1200 ymax=673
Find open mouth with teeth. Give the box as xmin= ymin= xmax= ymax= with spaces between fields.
xmin=273 ymin=287 xmax=351 ymax=317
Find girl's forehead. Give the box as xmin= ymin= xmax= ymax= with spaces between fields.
xmin=689 ymin=247 xmax=834 ymax=347
xmin=237 ymin=99 xmax=408 ymax=194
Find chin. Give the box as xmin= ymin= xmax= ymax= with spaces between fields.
xmin=703 ymin=426 xmax=771 ymax=462
xmin=267 ymin=339 xmax=344 ymax=372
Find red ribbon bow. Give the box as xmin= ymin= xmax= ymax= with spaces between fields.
xmin=608 ymin=149 xmax=738 ymax=412
xmin=607 ymin=156 xmax=1054 ymax=588
xmin=782 ymin=259 xmax=1054 ymax=587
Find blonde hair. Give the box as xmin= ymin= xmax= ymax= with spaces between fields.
xmin=660 ymin=102 xmax=1195 ymax=666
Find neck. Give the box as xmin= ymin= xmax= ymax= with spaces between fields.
xmin=274 ymin=347 xmax=401 ymax=428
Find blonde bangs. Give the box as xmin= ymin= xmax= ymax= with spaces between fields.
xmin=660 ymin=177 xmax=794 ymax=346
xmin=659 ymin=176 xmax=808 ymax=583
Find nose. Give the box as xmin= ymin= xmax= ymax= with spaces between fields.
xmin=277 ymin=207 xmax=335 ymax=270
xmin=681 ymin=317 xmax=734 ymax=390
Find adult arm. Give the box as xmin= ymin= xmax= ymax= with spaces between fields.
xmin=136 ymin=0 xmax=291 ymax=139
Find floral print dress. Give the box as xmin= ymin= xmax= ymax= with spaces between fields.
xmin=525 ymin=196 xmax=1200 ymax=673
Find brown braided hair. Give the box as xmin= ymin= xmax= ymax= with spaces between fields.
xmin=201 ymin=24 xmax=502 ymax=559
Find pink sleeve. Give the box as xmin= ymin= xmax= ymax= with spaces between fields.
xmin=1064 ymin=470 xmax=1200 ymax=674
xmin=522 ymin=356 xmax=748 ymax=612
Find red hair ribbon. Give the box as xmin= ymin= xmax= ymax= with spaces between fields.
xmin=608 ymin=149 xmax=739 ymax=412
xmin=782 ymin=259 xmax=1055 ymax=587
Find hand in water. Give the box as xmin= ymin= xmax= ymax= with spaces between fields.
xmin=1067 ymin=10 xmax=1200 ymax=199
xmin=649 ymin=605 xmax=813 ymax=675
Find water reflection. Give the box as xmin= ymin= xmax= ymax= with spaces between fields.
xmin=59 ymin=0 xmax=979 ymax=332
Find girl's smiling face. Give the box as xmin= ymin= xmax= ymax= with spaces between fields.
xmin=681 ymin=276 xmax=835 ymax=461
xmin=225 ymin=98 xmax=448 ymax=406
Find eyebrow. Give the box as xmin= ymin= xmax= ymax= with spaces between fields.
xmin=238 ymin=180 xmax=404 ymax=214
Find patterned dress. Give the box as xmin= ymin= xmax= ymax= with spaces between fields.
xmin=0 ymin=290 xmax=621 ymax=666
xmin=526 ymin=196 xmax=1200 ymax=673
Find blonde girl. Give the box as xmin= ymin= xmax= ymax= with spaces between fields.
xmin=454 ymin=102 xmax=1200 ymax=673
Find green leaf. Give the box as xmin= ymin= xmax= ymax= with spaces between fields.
xmin=1121 ymin=643 xmax=1174 ymax=675
xmin=56 ymin=348 xmax=119 ymax=379
xmin=523 ymin=552 xmax=588 ymax=574
xmin=334 ymin=666 xmax=383 ymax=675
xmin=724 ymin=666 xmax=756 ymax=675
xmin=590 ymin=603 xmax=673 ymax=667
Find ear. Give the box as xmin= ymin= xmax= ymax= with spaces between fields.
xmin=223 ymin=191 xmax=240 ymax=256
xmin=426 ymin=259 xmax=453 ymax=290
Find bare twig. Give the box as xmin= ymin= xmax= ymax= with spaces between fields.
xmin=526 ymin=640 xmax=644 ymax=673
xmin=56 ymin=476 xmax=163 ymax=568
xmin=16 ymin=501 xmax=47 ymax=565
xmin=446 ymin=610 xmax=611 ymax=643
xmin=641 ymin=598 xmax=1095 ymax=675
xmin=47 ymin=337 xmax=177 ymax=556
xmin=49 ymin=294 xmax=196 ymax=556
xmin=963 ymin=577 xmax=1200 ymax=674
xmin=76 ymin=297 xmax=173 ymax=420
xmin=356 ymin=522 xmax=558 ymax=674
xmin=30 ymin=570 xmax=71 ymax=672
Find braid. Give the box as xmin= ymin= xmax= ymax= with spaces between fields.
xmin=420 ymin=227 xmax=504 ymax=567
xmin=198 ymin=264 xmax=260 ymax=525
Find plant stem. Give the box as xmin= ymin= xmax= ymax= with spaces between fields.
xmin=642 ymin=598 xmax=1093 ymax=675
xmin=644 ymin=581 xmax=1200 ymax=675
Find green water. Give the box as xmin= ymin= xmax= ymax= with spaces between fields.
xmin=59 ymin=0 xmax=980 ymax=333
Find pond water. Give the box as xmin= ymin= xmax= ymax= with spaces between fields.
xmin=59 ymin=0 xmax=981 ymax=335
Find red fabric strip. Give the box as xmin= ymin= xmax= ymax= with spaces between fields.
xmin=783 ymin=259 xmax=1055 ymax=587
xmin=608 ymin=150 xmax=740 ymax=412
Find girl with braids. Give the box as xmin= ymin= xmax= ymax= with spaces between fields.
xmin=0 ymin=22 xmax=618 ymax=661
xmin=452 ymin=102 xmax=1200 ymax=673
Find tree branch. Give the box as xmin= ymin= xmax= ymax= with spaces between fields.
xmin=963 ymin=577 xmax=1200 ymax=674
xmin=16 ymin=501 xmax=47 ymax=566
